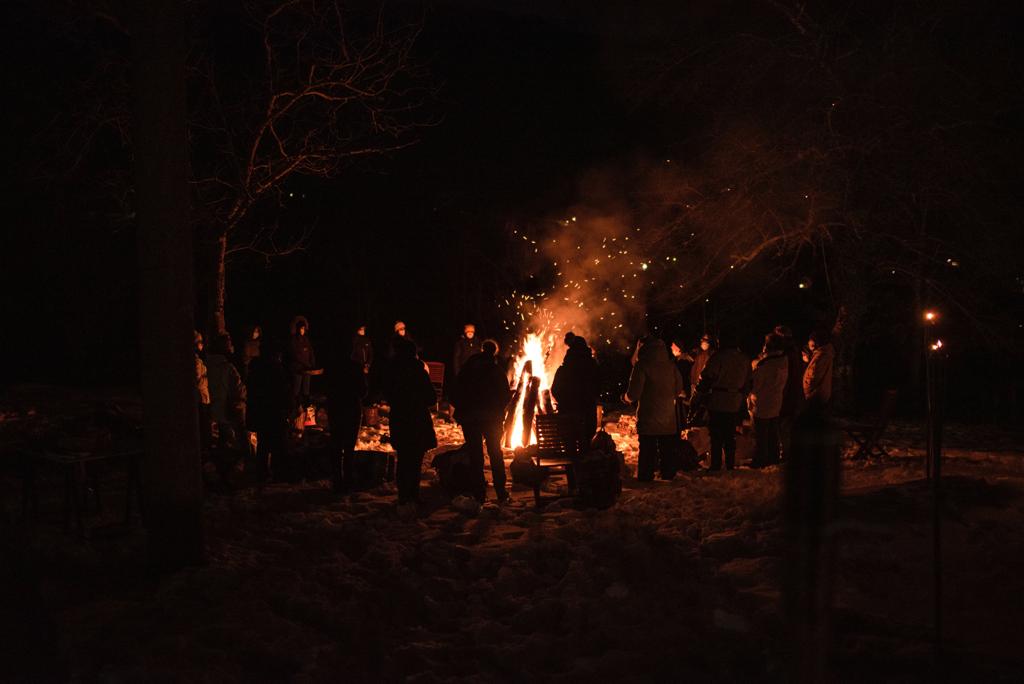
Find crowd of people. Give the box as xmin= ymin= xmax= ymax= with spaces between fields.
xmin=192 ymin=315 xmax=836 ymax=513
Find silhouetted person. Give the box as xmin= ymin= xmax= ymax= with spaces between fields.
xmin=452 ymin=340 xmax=511 ymax=503
xmin=774 ymin=324 xmax=805 ymax=460
xmin=749 ymin=333 xmax=789 ymax=467
xmin=453 ymin=323 xmax=482 ymax=378
xmin=551 ymin=332 xmax=600 ymax=446
xmin=388 ymin=320 xmax=409 ymax=359
xmin=351 ymin=324 xmax=373 ymax=375
xmin=384 ymin=336 xmax=437 ymax=509
xmin=237 ymin=324 xmax=262 ymax=381
xmin=697 ymin=331 xmax=751 ymax=471
xmin=288 ymin=316 xmax=316 ymax=407
xmin=327 ymin=343 xmax=367 ymax=493
xmin=803 ymin=326 xmax=835 ymax=409
xmin=247 ymin=343 xmax=290 ymax=483
xmin=625 ymin=337 xmax=685 ymax=481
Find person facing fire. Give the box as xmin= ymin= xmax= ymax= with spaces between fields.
xmin=773 ymin=324 xmax=804 ymax=460
xmin=237 ymin=324 xmax=262 ymax=381
xmin=451 ymin=340 xmax=511 ymax=503
xmin=625 ymin=337 xmax=686 ymax=481
xmin=748 ymin=333 xmax=789 ymax=468
xmin=327 ymin=335 xmax=368 ymax=494
xmin=351 ymin=324 xmax=373 ymax=375
xmin=689 ymin=333 xmax=716 ymax=395
xmin=389 ymin=320 xmax=409 ymax=359
xmin=453 ymin=323 xmax=482 ymax=377
xmin=288 ymin=316 xmax=316 ymax=407
xmin=384 ymin=336 xmax=437 ymax=511
xmin=247 ymin=341 xmax=290 ymax=484
xmin=551 ymin=332 xmax=600 ymax=446
xmin=696 ymin=329 xmax=751 ymax=471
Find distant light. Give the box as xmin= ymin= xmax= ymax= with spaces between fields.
xmin=930 ymin=339 xmax=944 ymax=351
xmin=640 ymin=262 xmax=648 ymax=271
xmin=924 ymin=311 xmax=938 ymax=323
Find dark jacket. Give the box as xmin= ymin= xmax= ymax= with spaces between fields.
xmin=453 ymin=336 xmax=483 ymax=377
xmin=327 ymin=358 xmax=367 ymax=438
xmin=803 ymin=343 xmax=835 ymax=406
xmin=626 ymin=341 xmax=685 ymax=435
xmin=385 ymin=354 xmax=438 ymax=453
xmin=697 ymin=347 xmax=752 ymax=413
xmin=551 ymin=347 xmax=600 ymax=419
xmin=779 ymin=346 xmax=804 ymax=417
xmin=247 ymin=354 xmax=290 ymax=434
xmin=452 ymin=352 xmax=510 ymax=424
xmin=351 ymin=334 xmax=374 ymax=369
xmin=238 ymin=325 xmax=262 ymax=379
xmin=288 ymin=316 xmax=316 ymax=373
xmin=690 ymin=348 xmax=713 ymax=387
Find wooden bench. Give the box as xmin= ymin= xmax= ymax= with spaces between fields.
xmin=425 ymin=361 xmax=445 ymax=408
xmin=532 ymin=414 xmax=582 ymax=508
xmin=845 ymin=388 xmax=899 ymax=460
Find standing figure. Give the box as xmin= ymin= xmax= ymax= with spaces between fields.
xmin=206 ymin=333 xmax=247 ymax=483
xmin=194 ymin=330 xmax=211 ymax=450
xmin=696 ymin=331 xmax=751 ymax=471
xmin=452 ymin=340 xmax=511 ymax=503
xmin=288 ymin=316 xmax=317 ymax=407
xmin=238 ymin=325 xmax=262 ymax=381
xmin=328 ymin=343 xmax=367 ymax=493
xmin=625 ymin=337 xmax=685 ymax=481
xmin=453 ymin=323 xmax=483 ymax=378
xmin=749 ymin=334 xmax=789 ymax=467
xmin=689 ymin=334 xmax=716 ymax=396
xmin=774 ymin=324 xmax=805 ymax=461
xmin=388 ymin=320 xmax=409 ymax=359
xmin=384 ymin=337 xmax=437 ymax=509
xmin=247 ymin=344 xmax=290 ymax=483
xmin=551 ymin=332 xmax=600 ymax=447
xmin=351 ymin=324 xmax=374 ymax=375
xmin=803 ymin=327 xmax=835 ymax=409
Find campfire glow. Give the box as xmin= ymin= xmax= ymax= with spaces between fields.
xmin=505 ymin=331 xmax=561 ymax=449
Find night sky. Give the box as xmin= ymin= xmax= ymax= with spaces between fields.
xmin=2 ymin=0 xmax=1022 ymax=419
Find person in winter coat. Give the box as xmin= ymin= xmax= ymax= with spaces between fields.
xmin=451 ymin=340 xmax=511 ymax=503
xmin=388 ymin=320 xmax=410 ymax=359
xmin=237 ymin=325 xmax=262 ymax=381
xmin=688 ymin=334 xmax=716 ymax=395
xmin=207 ymin=334 xmax=247 ymax=485
xmin=288 ymin=316 xmax=317 ymax=406
xmin=551 ymin=332 xmax=600 ymax=446
xmin=351 ymin=325 xmax=374 ymax=375
xmin=749 ymin=333 xmax=789 ymax=467
xmin=696 ymin=332 xmax=751 ymax=471
xmin=327 ymin=344 xmax=368 ymax=494
xmin=194 ymin=330 xmax=211 ymax=449
xmin=452 ymin=323 xmax=483 ymax=378
xmin=773 ymin=324 xmax=804 ymax=460
xmin=384 ymin=336 xmax=438 ymax=507
xmin=625 ymin=337 xmax=686 ymax=481
xmin=247 ymin=344 xmax=290 ymax=483
xmin=803 ymin=326 xmax=835 ymax=409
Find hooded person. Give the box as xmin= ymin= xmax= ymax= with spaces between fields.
xmin=696 ymin=329 xmax=751 ymax=471
xmin=551 ymin=332 xmax=600 ymax=445
xmin=749 ymin=333 xmax=789 ymax=467
xmin=288 ymin=316 xmax=316 ymax=406
xmin=625 ymin=337 xmax=686 ymax=481
xmin=384 ymin=336 xmax=438 ymax=508
xmin=451 ymin=339 xmax=511 ymax=503
xmin=452 ymin=323 xmax=483 ymax=378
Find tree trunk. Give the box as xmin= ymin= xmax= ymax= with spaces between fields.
xmin=132 ymin=0 xmax=204 ymax=569
xmin=211 ymin=232 xmax=228 ymax=335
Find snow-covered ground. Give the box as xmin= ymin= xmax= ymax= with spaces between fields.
xmin=2 ymin=388 xmax=1023 ymax=682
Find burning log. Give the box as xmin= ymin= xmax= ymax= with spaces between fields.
xmin=520 ymin=376 xmax=541 ymax=447
xmin=541 ymin=389 xmax=554 ymax=414
xmin=502 ymin=360 xmax=532 ymax=448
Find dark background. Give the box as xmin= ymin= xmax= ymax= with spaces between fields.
xmin=2 ymin=0 xmax=1022 ymax=421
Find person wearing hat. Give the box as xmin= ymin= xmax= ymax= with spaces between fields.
xmin=689 ymin=333 xmax=716 ymax=396
xmin=453 ymin=323 xmax=483 ymax=378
